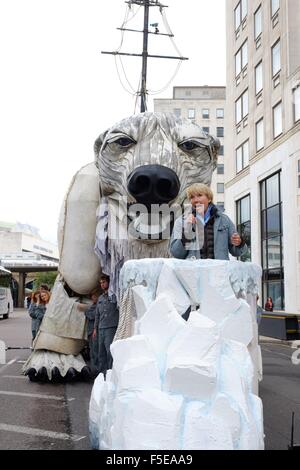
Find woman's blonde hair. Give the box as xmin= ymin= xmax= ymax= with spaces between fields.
xmin=186 ymin=183 xmax=214 ymax=202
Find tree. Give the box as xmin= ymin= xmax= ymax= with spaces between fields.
xmin=33 ymin=272 xmax=57 ymax=290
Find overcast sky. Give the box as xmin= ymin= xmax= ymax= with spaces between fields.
xmin=0 ymin=0 xmax=226 ymax=244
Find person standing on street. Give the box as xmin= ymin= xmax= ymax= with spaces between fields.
xmin=29 ymin=290 xmax=51 ymax=342
xmin=93 ymin=275 xmax=119 ymax=377
xmin=78 ymin=289 xmax=101 ymax=377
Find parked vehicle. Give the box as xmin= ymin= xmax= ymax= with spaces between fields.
xmin=0 ymin=266 xmax=14 ymax=319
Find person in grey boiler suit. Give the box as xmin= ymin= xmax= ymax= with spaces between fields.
xmin=92 ymin=274 xmax=119 ymax=376
xmin=170 ymin=183 xmax=248 ymax=261
xmin=78 ymin=288 xmax=101 ymax=376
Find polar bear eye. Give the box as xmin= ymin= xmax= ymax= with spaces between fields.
xmin=178 ymin=140 xmax=201 ymax=152
xmin=115 ymin=137 xmax=135 ymax=147
xmin=106 ymin=135 xmax=136 ymax=150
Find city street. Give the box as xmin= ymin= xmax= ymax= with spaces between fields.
xmin=0 ymin=309 xmax=92 ymax=450
xmin=0 ymin=309 xmax=300 ymax=450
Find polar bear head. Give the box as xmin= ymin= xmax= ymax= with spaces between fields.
xmin=94 ymin=112 xmax=219 ymax=242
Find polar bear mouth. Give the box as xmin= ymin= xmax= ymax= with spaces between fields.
xmin=126 ymin=204 xmax=176 ymax=242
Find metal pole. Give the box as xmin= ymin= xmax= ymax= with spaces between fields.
xmin=140 ymin=0 xmax=150 ymax=112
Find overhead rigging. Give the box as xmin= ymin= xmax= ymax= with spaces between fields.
xmin=102 ymin=0 xmax=188 ymax=113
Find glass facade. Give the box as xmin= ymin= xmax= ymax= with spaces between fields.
xmin=293 ymin=86 xmax=300 ymax=123
xmin=188 ymin=108 xmax=195 ymax=119
xmin=236 ymin=140 xmax=249 ymax=173
xmin=272 ymin=39 xmax=281 ymax=77
xmin=260 ymin=172 xmax=284 ymax=310
xmin=256 ymin=118 xmax=264 ymax=151
xmin=236 ymin=194 xmax=251 ymax=262
xmin=235 ymin=41 xmax=248 ymax=77
xmin=273 ymin=101 xmax=282 ymax=138
xmin=271 ymin=0 xmax=280 ymax=17
xmin=254 ymin=5 xmax=262 ymax=39
xmin=236 ymin=89 xmax=248 ymax=124
xmin=255 ymin=61 xmax=263 ymax=95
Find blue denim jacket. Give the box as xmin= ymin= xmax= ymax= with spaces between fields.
xmin=170 ymin=207 xmax=248 ymax=260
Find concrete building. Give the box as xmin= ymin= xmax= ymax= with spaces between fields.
xmin=154 ymin=86 xmax=226 ymax=211
xmin=0 ymin=222 xmax=59 ymax=263
xmin=225 ymin=0 xmax=300 ymax=312
xmin=0 ymin=222 xmax=59 ymax=306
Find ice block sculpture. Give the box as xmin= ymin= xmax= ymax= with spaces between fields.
xmin=89 ymin=258 xmax=264 ymax=450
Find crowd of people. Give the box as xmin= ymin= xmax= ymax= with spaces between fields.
xmin=27 ymin=183 xmax=274 ymax=380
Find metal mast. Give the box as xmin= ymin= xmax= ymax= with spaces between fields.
xmin=141 ymin=0 xmax=150 ymax=112
xmin=102 ymin=0 xmax=188 ymax=113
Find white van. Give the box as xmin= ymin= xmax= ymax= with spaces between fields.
xmin=0 ymin=266 xmax=14 ymax=319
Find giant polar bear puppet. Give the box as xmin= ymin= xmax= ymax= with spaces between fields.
xmin=23 ymin=112 xmax=220 ymax=381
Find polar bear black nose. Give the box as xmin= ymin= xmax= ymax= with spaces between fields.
xmin=127 ymin=164 xmax=180 ymax=205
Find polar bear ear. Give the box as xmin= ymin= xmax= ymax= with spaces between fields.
xmin=94 ymin=131 xmax=108 ymax=165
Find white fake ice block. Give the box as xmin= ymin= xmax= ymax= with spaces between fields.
xmin=183 ymin=401 xmax=233 ymax=450
xmin=119 ymin=389 xmax=183 ymax=450
xmin=156 ymin=263 xmax=191 ymax=315
xmin=131 ymin=284 xmax=151 ymax=320
xmin=137 ymin=294 xmax=186 ymax=365
xmin=110 ymin=336 xmax=161 ymax=392
xmin=164 ymin=312 xmax=220 ymax=400
xmin=89 ymin=258 xmax=264 ymax=450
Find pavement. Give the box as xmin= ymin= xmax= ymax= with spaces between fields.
xmin=0 ymin=308 xmax=93 ymax=450
xmin=259 ymin=335 xmax=300 ymax=347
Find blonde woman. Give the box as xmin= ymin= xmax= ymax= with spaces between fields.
xmin=170 ymin=183 xmax=247 ymax=260
xmin=29 ymin=290 xmax=51 ymax=341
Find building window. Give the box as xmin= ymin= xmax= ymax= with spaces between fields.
xmin=236 ymin=140 xmax=249 ymax=173
xmin=273 ymin=101 xmax=282 ymax=138
xmin=185 ymin=90 xmax=191 ymax=97
xmin=261 ymin=172 xmax=284 ymax=310
xmin=236 ymin=194 xmax=251 ymax=261
xmin=217 ymin=202 xmax=225 ymax=212
xmin=217 ymin=127 xmax=224 ymax=138
xmin=271 ymin=0 xmax=280 ymax=17
xmin=255 ymin=61 xmax=263 ymax=95
xmin=217 ymin=164 xmax=224 ymax=175
xmin=217 ymin=183 xmax=224 ymax=194
xmin=219 ymin=145 xmax=224 ymax=156
xmin=202 ymin=108 xmax=209 ymax=119
xmin=188 ymin=108 xmax=195 ymax=119
xmin=173 ymin=108 xmax=181 ymax=118
xmin=235 ymin=89 xmax=248 ymax=124
xmin=254 ymin=5 xmax=262 ymax=39
xmin=216 ymin=108 xmax=224 ymax=119
xmin=202 ymin=127 xmax=210 ymax=134
xmin=256 ymin=118 xmax=264 ymax=151
xmin=293 ymin=86 xmax=300 ymax=123
xmin=272 ymin=39 xmax=281 ymax=77
xmin=235 ymin=0 xmax=247 ymax=30
xmin=298 ymin=160 xmax=300 ymax=188
xmin=235 ymin=41 xmax=248 ymax=77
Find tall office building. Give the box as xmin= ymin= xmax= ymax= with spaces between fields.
xmin=154 ymin=86 xmax=226 ymax=211
xmin=225 ymin=0 xmax=300 ymax=311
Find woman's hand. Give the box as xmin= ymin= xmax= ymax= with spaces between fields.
xmin=231 ymin=232 xmax=242 ymax=246
xmin=186 ymin=214 xmax=196 ymax=224
xmin=92 ymin=328 xmax=97 ymax=339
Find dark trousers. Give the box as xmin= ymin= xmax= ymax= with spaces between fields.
xmin=88 ymin=334 xmax=99 ymax=374
xmin=97 ymin=327 xmax=117 ymax=375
